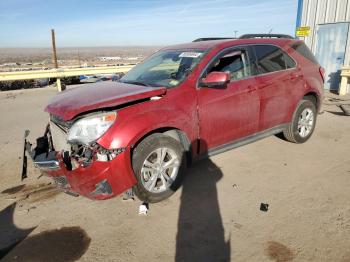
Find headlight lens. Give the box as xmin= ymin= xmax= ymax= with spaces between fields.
xmin=67 ymin=112 xmax=116 ymax=145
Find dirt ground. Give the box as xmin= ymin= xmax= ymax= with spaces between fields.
xmin=0 ymin=86 xmax=349 ymax=262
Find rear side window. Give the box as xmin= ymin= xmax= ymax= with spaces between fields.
xmin=253 ymin=45 xmax=296 ymax=74
xmin=291 ymin=42 xmax=318 ymax=64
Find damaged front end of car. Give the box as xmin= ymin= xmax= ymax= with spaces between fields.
xmin=23 ymin=112 xmax=137 ymax=200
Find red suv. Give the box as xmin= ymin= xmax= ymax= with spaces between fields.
xmin=26 ymin=34 xmax=324 ymax=203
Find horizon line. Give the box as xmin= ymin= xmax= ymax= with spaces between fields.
xmin=0 ymin=44 xmax=165 ymax=49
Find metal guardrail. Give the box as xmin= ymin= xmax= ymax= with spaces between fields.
xmin=340 ymin=66 xmax=350 ymax=96
xmin=0 ymin=65 xmax=134 ymax=91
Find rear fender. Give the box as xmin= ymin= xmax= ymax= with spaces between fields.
xmin=287 ymin=84 xmax=322 ymax=122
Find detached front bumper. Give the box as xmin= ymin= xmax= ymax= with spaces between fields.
xmin=25 ymin=132 xmax=137 ymax=200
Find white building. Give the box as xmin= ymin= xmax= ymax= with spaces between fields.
xmin=99 ymin=57 xmax=122 ymax=61
xmin=296 ymin=0 xmax=350 ymax=94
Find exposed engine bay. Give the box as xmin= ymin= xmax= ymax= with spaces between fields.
xmin=25 ymin=114 xmax=125 ymax=176
xmin=50 ymin=115 xmax=125 ymax=171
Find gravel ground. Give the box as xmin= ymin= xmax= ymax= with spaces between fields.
xmin=0 ymin=86 xmax=349 ymax=262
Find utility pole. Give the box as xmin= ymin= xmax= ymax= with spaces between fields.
xmin=51 ymin=29 xmax=58 ymax=68
xmin=51 ymin=29 xmax=64 ymax=91
xmin=234 ymin=30 xmax=238 ymax=38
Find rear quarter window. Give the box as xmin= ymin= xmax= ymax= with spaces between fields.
xmin=291 ymin=42 xmax=319 ymax=64
xmin=253 ymin=45 xmax=296 ymax=74
xmin=284 ymin=52 xmax=296 ymax=69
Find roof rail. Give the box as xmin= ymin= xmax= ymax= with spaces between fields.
xmin=193 ymin=37 xmax=235 ymax=42
xmin=239 ymin=34 xmax=294 ymax=39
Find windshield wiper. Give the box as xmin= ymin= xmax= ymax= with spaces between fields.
xmin=120 ymin=80 xmax=150 ymax=87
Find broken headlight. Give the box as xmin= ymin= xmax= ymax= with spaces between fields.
xmin=67 ymin=112 xmax=116 ymax=145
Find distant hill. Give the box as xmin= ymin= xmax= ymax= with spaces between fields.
xmin=0 ymin=46 xmax=162 ymax=65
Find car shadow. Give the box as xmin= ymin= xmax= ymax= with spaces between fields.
xmin=0 ymin=201 xmax=90 ymax=261
xmin=2 ymin=226 xmax=91 ymax=262
xmin=325 ymin=110 xmax=349 ymax=117
xmin=0 ymin=202 xmax=36 ymax=260
xmin=175 ymin=142 xmax=230 ymax=261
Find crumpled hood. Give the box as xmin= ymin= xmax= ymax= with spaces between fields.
xmin=45 ymin=81 xmax=167 ymax=120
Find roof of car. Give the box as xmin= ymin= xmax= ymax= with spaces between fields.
xmin=162 ymin=37 xmax=298 ymax=51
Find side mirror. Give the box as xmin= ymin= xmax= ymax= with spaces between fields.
xmin=200 ymin=71 xmax=230 ymax=89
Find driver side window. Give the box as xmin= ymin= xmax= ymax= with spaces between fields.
xmin=208 ymin=50 xmax=251 ymax=81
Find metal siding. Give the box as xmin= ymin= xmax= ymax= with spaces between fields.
xmin=299 ymin=0 xmax=350 ymax=93
xmin=312 ymin=0 xmax=323 ymax=52
xmin=300 ymin=0 xmax=311 ymax=44
xmin=299 ymin=0 xmax=350 ymax=50
xmin=326 ymin=0 xmax=338 ymax=22
xmin=309 ymin=0 xmax=319 ymax=50
xmin=347 ymin=0 xmax=350 ymax=20
xmin=317 ymin=0 xmax=328 ymax=24
xmin=301 ymin=0 xmax=310 ymax=25
xmin=336 ymin=0 xmax=348 ymax=21
xmin=310 ymin=0 xmax=321 ymax=51
xmin=300 ymin=0 xmax=350 ymax=28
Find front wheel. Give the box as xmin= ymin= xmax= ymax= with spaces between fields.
xmin=132 ymin=133 xmax=186 ymax=203
xmin=283 ymin=99 xmax=317 ymax=143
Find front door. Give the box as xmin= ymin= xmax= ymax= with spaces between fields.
xmin=197 ymin=46 xmax=260 ymax=152
xmin=315 ymin=22 xmax=349 ymax=91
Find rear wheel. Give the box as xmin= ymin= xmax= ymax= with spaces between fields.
xmin=283 ymin=99 xmax=317 ymax=143
xmin=132 ymin=133 xmax=186 ymax=203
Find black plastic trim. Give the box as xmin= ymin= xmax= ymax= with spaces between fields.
xmin=239 ymin=34 xmax=294 ymax=39
xmin=193 ymin=37 xmax=236 ymax=42
xmin=198 ymin=124 xmax=288 ymax=159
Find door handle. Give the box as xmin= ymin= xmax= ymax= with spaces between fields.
xmin=247 ymin=85 xmax=256 ymax=93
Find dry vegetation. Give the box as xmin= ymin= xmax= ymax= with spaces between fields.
xmin=0 ymin=46 xmax=160 ymax=91
xmin=0 ymin=46 xmax=161 ymax=70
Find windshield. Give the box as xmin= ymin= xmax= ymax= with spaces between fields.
xmin=120 ymin=50 xmax=205 ymax=88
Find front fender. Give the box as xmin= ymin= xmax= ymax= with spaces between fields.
xmin=96 ymin=104 xmax=197 ymax=150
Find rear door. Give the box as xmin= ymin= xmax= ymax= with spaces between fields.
xmin=252 ymin=44 xmax=298 ymax=131
xmin=197 ymin=46 xmax=260 ymax=152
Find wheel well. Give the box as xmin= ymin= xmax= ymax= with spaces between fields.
xmin=131 ymin=128 xmax=192 ymax=164
xmin=303 ymin=92 xmax=318 ymax=110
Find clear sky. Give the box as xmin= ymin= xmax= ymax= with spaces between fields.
xmin=0 ymin=0 xmax=298 ymax=47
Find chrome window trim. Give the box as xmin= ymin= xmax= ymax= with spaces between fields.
xmin=196 ymin=45 xmax=254 ymax=88
xmin=196 ymin=43 xmax=298 ymax=88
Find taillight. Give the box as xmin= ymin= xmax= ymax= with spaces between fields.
xmin=319 ymin=67 xmax=325 ymax=83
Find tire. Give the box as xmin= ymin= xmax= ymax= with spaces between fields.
xmin=283 ymin=99 xmax=317 ymax=143
xmin=132 ymin=133 xmax=186 ymax=203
